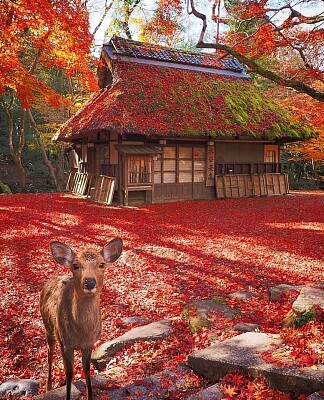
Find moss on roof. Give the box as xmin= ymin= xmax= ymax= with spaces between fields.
xmin=56 ymin=61 xmax=314 ymax=141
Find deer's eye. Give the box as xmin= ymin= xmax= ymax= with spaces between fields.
xmin=99 ymin=262 xmax=105 ymax=269
xmin=72 ymin=263 xmax=80 ymax=270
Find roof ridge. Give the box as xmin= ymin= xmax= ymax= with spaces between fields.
xmin=106 ymin=35 xmax=244 ymax=73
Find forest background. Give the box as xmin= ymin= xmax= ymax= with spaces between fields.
xmin=0 ymin=0 xmax=323 ymax=194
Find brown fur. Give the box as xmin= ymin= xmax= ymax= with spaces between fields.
xmin=40 ymin=239 xmax=123 ymax=400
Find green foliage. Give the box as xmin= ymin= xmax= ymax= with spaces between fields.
xmin=0 ymin=108 xmax=63 ymax=193
xmin=295 ymin=309 xmax=317 ymax=327
xmin=181 ymin=309 xmax=190 ymax=320
xmin=0 ymin=181 xmax=12 ymax=194
xmin=281 ymin=148 xmax=324 ymax=190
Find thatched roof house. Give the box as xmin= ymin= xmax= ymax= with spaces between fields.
xmin=55 ymin=36 xmax=313 ymax=204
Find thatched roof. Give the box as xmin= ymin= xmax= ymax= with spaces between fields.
xmin=55 ymin=38 xmax=314 ymax=142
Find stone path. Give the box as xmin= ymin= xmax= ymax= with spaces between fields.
xmin=92 ymin=320 xmax=172 ymax=369
xmin=1 ymin=283 xmax=323 ymax=399
xmin=188 ymin=332 xmax=324 ymax=395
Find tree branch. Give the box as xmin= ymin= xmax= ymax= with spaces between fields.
xmin=198 ymin=41 xmax=324 ymax=102
xmin=188 ymin=0 xmax=324 ymax=102
xmin=92 ymin=0 xmax=114 ymax=36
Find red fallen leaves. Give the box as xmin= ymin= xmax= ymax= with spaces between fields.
xmin=0 ymin=191 xmax=323 ymax=397
xmin=220 ymin=373 xmax=293 ymax=400
xmin=262 ymin=320 xmax=324 ymax=368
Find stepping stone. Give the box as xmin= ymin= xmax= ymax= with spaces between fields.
xmin=292 ymin=286 xmax=324 ymax=314
xmin=188 ymin=332 xmax=324 ymax=395
xmin=92 ymin=320 xmax=172 ymax=369
xmin=232 ymin=322 xmax=259 ymax=332
xmin=103 ymin=365 xmax=195 ymax=399
xmin=0 ymin=379 xmax=39 ymax=397
xmin=122 ymin=316 xmax=150 ymax=326
xmin=34 ymin=384 xmax=80 ymax=399
xmin=269 ymin=284 xmax=301 ymax=301
xmin=228 ymin=291 xmax=255 ymax=300
xmin=74 ymin=374 xmax=109 ymax=391
xmin=308 ymin=393 xmax=324 ymax=400
xmin=186 ymin=298 xmax=239 ymax=320
xmin=284 ymin=285 xmax=324 ymax=327
xmin=183 ymin=298 xmax=239 ymax=333
xmin=185 ymin=384 xmax=223 ymax=399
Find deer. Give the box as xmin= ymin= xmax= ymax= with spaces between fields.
xmin=40 ymin=238 xmax=123 ymax=400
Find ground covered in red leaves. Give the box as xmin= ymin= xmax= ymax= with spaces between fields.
xmin=0 ymin=191 xmax=323 ymax=399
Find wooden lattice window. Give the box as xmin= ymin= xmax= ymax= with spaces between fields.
xmin=154 ymin=146 xmax=205 ymax=184
xmin=264 ymin=145 xmax=278 ymax=163
xmin=95 ymin=145 xmax=109 ymax=175
xmin=128 ymin=156 xmax=152 ymax=184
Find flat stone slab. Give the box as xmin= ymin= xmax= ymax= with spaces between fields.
xmin=92 ymin=320 xmax=172 ymax=369
xmin=35 ymin=384 xmax=80 ymax=399
xmin=185 ymin=298 xmax=239 ymax=319
xmin=74 ymin=374 xmax=109 ymax=392
xmin=292 ymin=286 xmax=324 ymax=314
xmin=269 ymin=284 xmax=301 ymax=301
xmin=122 ymin=316 xmax=150 ymax=326
xmin=0 ymin=379 xmax=39 ymax=397
xmin=102 ymin=365 xmax=196 ymax=399
xmin=188 ymin=332 xmax=324 ymax=395
xmin=232 ymin=322 xmax=259 ymax=332
xmin=228 ymin=291 xmax=255 ymax=300
xmin=185 ymin=384 xmax=223 ymax=399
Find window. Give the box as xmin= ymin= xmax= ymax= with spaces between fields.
xmin=264 ymin=145 xmax=278 ymax=163
xmin=179 ymin=147 xmax=192 ymax=183
xmin=162 ymin=146 xmax=176 ymax=183
xmin=154 ymin=146 xmax=206 ymax=184
xmin=128 ymin=156 xmax=152 ymax=184
xmin=194 ymin=147 xmax=205 ymax=183
xmin=95 ymin=145 xmax=109 ymax=174
xmin=265 ymin=150 xmax=276 ymax=163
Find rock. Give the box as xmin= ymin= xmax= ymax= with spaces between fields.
xmin=185 ymin=384 xmax=223 ymax=399
xmin=228 ymin=291 xmax=255 ymax=300
xmin=292 ymin=286 xmax=324 ymax=314
xmin=34 ymin=384 xmax=81 ymax=399
xmin=232 ymin=322 xmax=259 ymax=332
xmin=284 ymin=285 xmax=324 ymax=327
xmin=183 ymin=298 xmax=239 ymax=333
xmin=0 ymin=379 xmax=39 ymax=397
xmin=73 ymin=374 xmax=109 ymax=391
xmin=122 ymin=316 xmax=150 ymax=326
xmin=92 ymin=320 xmax=172 ymax=369
xmin=269 ymin=284 xmax=301 ymax=301
xmin=307 ymin=393 xmax=324 ymax=400
xmin=102 ymin=365 xmax=194 ymax=400
xmin=185 ymin=298 xmax=239 ymax=320
xmin=188 ymin=332 xmax=324 ymax=395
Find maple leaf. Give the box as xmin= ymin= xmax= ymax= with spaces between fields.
xmin=220 ymin=383 xmax=237 ymax=397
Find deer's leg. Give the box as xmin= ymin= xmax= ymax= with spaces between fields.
xmin=46 ymin=335 xmax=55 ymax=392
xmin=60 ymin=345 xmax=74 ymax=400
xmin=81 ymin=347 xmax=93 ymax=400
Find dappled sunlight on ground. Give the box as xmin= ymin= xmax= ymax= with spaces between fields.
xmin=0 ymin=190 xmax=323 ymax=397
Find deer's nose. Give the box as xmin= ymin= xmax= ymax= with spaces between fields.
xmin=84 ymin=278 xmax=96 ymax=290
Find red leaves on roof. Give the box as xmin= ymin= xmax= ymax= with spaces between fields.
xmin=57 ymin=61 xmax=312 ymax=141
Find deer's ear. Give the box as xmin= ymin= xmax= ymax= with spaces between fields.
xmin=50 ymin=241 xmax=75 ymax=266
xmin=102 ymin=238 xmax=123 ymax=263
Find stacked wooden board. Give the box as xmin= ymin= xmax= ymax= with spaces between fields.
xmin=66 ymin=171 xmax=115 ymax=205
xmin=215 ymin=173 xmax=289 ymax=199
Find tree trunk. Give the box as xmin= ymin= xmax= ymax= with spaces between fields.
xmin=27 ymin=109 xmax=61 ymax=191
xmin=1 ymin=94 xmax=28 ymax=192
